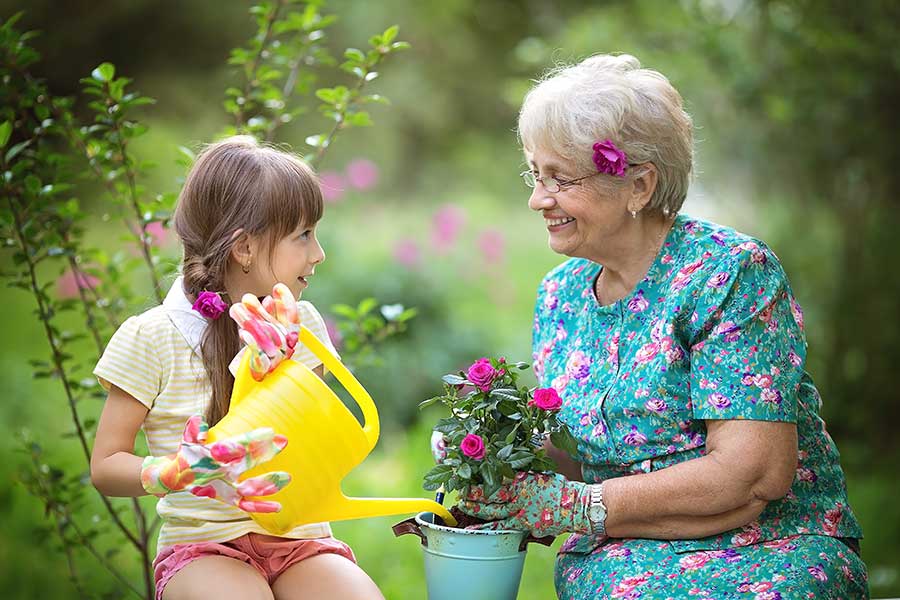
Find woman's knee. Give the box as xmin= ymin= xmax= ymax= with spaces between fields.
xmin=272 ymin=553 xmax=384 ymax=600
xmin=162 ymin=555 xmax=273 ymax=600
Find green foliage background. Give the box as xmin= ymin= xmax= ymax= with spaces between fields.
xmin=1 ymin=0 xmax=898 ymax=597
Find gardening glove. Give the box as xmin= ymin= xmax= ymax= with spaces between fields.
xmin=459 ymin=471 xmax=592 ymax=538
xmin=140 ymin=415 xmax=291 ymax=513
xmin=230 ymin=283 xmax=300 ymax=381
xmin=430 ymin=430 xmax=448 ymax=462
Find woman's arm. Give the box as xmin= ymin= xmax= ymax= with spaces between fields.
xmin=602 ymin=419 xmax=798 ymax=539
xmin=90 ymin=384 xmax=151 ymax=497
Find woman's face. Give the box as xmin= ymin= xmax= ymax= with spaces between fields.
xmin=246 ymin=223 xmax=326 ymax=300
xmin=526 ymin=146 xmax=630 ymax=261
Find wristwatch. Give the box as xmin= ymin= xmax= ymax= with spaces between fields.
xmin=588 ymin=482 xmax=608 ymax=536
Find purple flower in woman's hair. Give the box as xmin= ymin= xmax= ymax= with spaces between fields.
xmin=592 ymin=140 xmax=628 ymax=177
xmin=192 ymin=291 xmax=228 ymax=320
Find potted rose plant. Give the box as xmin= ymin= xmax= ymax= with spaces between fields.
xmin=393 ymin=357 xmax=578 ymax=600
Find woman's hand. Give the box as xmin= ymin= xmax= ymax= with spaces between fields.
xmin=140 ymin=415 xmax=291 ymax=513
xmin=459 ymin=471 xmax=593 ymax=537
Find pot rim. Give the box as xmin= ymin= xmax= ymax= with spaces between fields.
xmin=414 ymin=511 xmax=528 ymax=537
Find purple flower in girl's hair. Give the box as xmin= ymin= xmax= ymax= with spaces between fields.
xmin=592 ymin=140 xmax=628 ymax=177
xmin=192 ymin=291 xmax=228 ymax=320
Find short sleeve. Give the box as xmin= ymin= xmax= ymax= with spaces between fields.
xmin=93 ymin=316 xmax=162 ymax=409
xmin=689 ymin=244 xmax=806 ymax=423
xmin=292 ymin=300 xmax=340 ymax=369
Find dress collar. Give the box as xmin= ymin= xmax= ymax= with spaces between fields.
xmin=163 ymin=276 xmax=251 ymax=376
xmin=162 ymin=276 xmax=210 ymax=358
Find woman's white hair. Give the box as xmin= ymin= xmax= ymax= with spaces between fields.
xmin=518 ymin=53 xmax=694 ymax=215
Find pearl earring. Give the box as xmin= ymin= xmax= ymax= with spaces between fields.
xmin=630 ymin=210 xmax=637 ymax=219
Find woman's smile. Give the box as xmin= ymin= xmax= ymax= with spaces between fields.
xmin=545 ymin=215 xmax=576 ymax=232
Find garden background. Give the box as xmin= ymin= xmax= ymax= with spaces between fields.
xmin=1 ymin=0 xmax=898 ymax=598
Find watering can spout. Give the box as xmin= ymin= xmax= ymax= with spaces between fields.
xmin=324 ymin=496 xmax=458 ymax=527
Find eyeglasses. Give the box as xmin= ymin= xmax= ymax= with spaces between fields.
xmin=519 ymin=170 xmax=601 ymax=194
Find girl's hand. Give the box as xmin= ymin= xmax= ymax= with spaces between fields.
xmin=140 ymin=415 xmax=291 ymax=513
xmin=459 ymin=471 xmax=592 ymax=537
xmin=230 ymin=283 xmax=301 ymax=380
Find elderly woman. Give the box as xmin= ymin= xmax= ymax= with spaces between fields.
xmin=461 ymin=54 xmax=868 ymax=598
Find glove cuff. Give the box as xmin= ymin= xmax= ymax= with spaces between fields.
xmin=567 ymin=479 xmax=595 ymax=535
xmin=140 ymin=454 xmax=174 ymax=496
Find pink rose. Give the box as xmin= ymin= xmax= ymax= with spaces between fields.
xmin=466 ymin=358 xmax=498 ymax=391
xmin=192 ymin=291 xmax=228 ymax=320
xmin=460 ymin=434 xmax=486 ymax=460
xmin=530 ymin=387 xmax=563 ymax=411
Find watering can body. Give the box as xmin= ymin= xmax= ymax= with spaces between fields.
xmin=207 ymin=325 xmax=454 ymax=535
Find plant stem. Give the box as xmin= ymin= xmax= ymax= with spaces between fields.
xmin=309 ymin=74 xmax=368 ymax=169
xmin=4 ymin=191 xmax=143 ymax=551
xmin=106 ymin=101 xmax=163 ymax=303
xmin=236 ymin=0 xmax=285 ymax=130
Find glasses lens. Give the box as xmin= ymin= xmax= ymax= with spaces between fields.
xmin=521 ymin=171 xmax=536 ymax=188
xmin=544 ymin=177 xmax=561 ymax=193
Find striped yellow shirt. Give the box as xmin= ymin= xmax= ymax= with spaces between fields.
xmin=94 ymin=278 xmax=338 ymax=549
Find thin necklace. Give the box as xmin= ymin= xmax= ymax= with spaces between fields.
xmin=595 ymin=218 xmax=671 ymax=303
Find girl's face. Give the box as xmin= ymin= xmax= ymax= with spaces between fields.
xmin=247 ymin=223 xmax=325 ymax=300
xmin=525 ymin=146 xmax=630 ymax=262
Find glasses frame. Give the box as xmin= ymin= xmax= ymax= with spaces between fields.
xmin=520 ymin=164 xmax=644 ymax=193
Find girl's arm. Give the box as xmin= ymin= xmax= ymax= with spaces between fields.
xmin=90 ymin=384 xmax=150 ymax=497
xmin=602 ymin=419 xmax=798 ymax=539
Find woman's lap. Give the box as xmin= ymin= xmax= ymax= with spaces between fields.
xmin=555 ymin=535 xmax=868 ymax=599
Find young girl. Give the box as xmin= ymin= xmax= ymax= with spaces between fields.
xmin=90 ymin=136 xmax=384 ymax=600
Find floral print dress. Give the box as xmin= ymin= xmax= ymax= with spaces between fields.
xmin=532 ymin=215 xmax=868 ymax=599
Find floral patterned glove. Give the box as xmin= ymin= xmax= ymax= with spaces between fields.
xmin=229 ymin=283 xmax=301 ymax=381
xmin=140 ymin=415 xmax=291 ymax=513
xmin=459 ymin=471 xmax=593 ymax=537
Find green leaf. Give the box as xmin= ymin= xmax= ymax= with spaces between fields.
xmin=92 ymin=62 xmax=115 ymax=82
xmin=331 ymin=304 xmax=357 ymax=319
xmin=344 ymin=48 xmax=366 ymax=62
xmin=357 ymin=297 xmax=377 ymax=315
xmin=346 ymin=112 xmax=373 ymax=127
xmin=550 ymin=428 xmax=579 ymax=456
xmin=441 ymin=374 xmax=466 ymax=386
xmin=423 ymin=464 xmax=453 ymax=491
xmin=507 ymin=450 xmax=535 ymax=470
xmin=457 ymin=463 xmax=472 ymax=479
xmin=382 ymin=25 xmax=399 ymax=44
xmin=0 ymin=121 xmax=12 ymax=148
xmin=5 ymin=140 xmax=31 ymax=162
xmin=417 ymin=396 xmax=443 ymax=410
xmin=432 ymin=417 xmax=460 ymax=435
xmin=497 ymin=443 xmax=513 ymax=460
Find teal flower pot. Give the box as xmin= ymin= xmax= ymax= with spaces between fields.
xmin=394 ymin=512 xmax=551 ymax=600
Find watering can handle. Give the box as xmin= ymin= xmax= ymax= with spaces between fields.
xmin=298 ymin=325 xmax=381 ymax=447
xmin=229 ymin=325 xmax=381 ymax=448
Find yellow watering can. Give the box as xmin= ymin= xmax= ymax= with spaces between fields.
xmin=207 ymin=324 xmax=456 ymax=535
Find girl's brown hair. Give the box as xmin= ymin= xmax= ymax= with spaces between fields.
xmin=173 ymin=135 xmax=323 ymax=425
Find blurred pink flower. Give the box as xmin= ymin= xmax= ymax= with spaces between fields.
xmin=319 ymin=171 xmax=346 ymax=203
xmin=144 ymin=221 xmax=170 ymax=246
xmin=431 ymin=204 xmax=466 ymax=252
xmin=323 ymin=316 xmax=344 ymax=351
xmin=478 ymin=229 xmax=505 ymax=264
xmin=56 ymin=268 xmax=100 ymax=299
xmin=392 ymin=239 xmax=421 ymax=268
xmin=345 ymin=159 xmax=379 ymax=191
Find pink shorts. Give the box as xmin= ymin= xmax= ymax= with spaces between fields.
xmin=153 ymin=533 xmax=356 ymax=600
